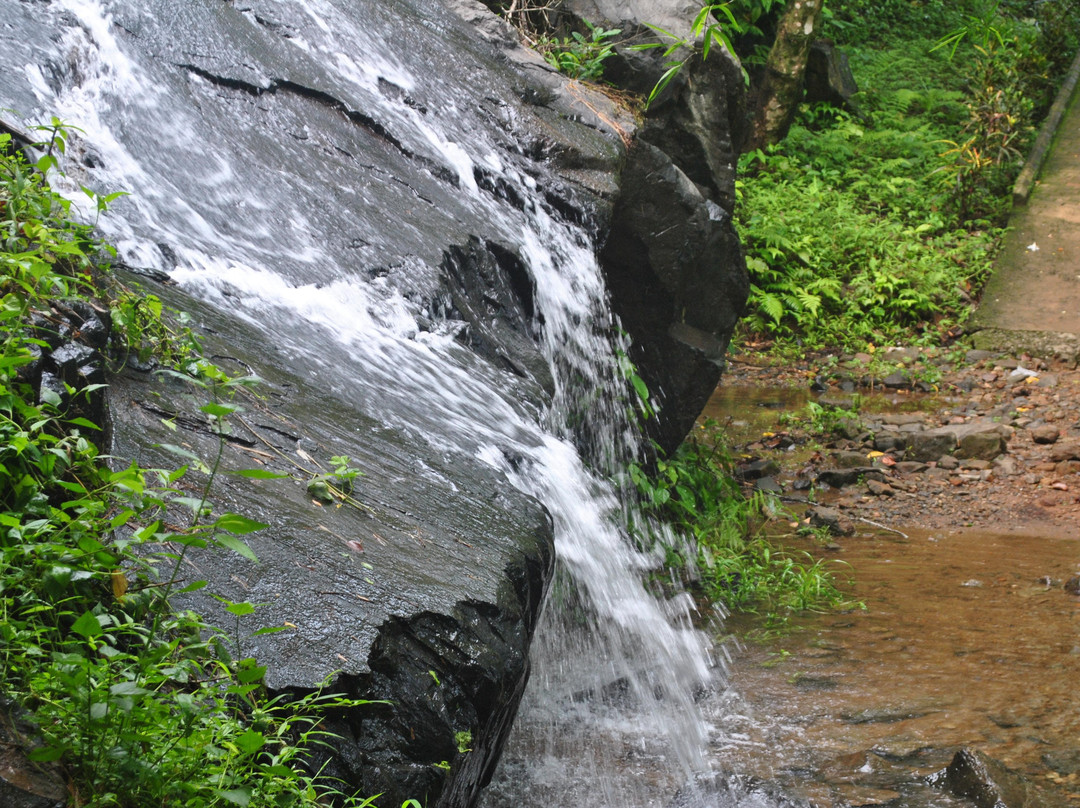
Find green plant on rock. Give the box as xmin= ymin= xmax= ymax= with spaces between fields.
xmin=537 ymin=20 xmax=622 ymax=81
xmin=629 ymin=2 xmax=744 ymax=106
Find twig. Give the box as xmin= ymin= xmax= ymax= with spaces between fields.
xmin=857 ymin=517 xmax=908 ymax=539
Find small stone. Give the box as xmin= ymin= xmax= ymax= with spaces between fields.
xmin=754 ymin=476 xmax=783 ymax=494
xmin=866 ymin=479 xmax=894 ymax=497
xmin=1056 ymin=460 xmax=1080 ymax=476
xmin=833 ymin=450 xmax=869 ymax=469
xmin=807 ymin=506 xmax=854 ymax=536
xmin=895 ymin=461 xmax=928 ymax=474
xmin=1065 ymin=576 xmax=1080 ymax=595
xmin=1049 ymin=440 xmax=1080 ymax=462
xmin=882 ymin=370 xmax=909 ymax=388
xmin=993 ymin=456 xmax=1019 ymax=476
xmin=957 ymin=431 xmax=1006 ymax=461
xmin=965 ymin=349 xmax=998 ymax=364
xmin=937 ymin=455 xmax=960 ymax=469
xmin=1032 ymin=425 xmax=1060 ymax=444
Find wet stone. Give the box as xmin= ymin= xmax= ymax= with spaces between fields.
xmin=866 ymin=479 xmax=893 ymax=497
xmin=957 ymin=431 xmax=1006 ymax=461
xmin=937 ymin=748 xmax=1071 ymax=808
xmin=817 ymin=467 xmax=883 ymax=488
xmin=808 ymin=506 xmax=854 ymax=536
xmin=833 ymin=450 xmax=869 ymax=469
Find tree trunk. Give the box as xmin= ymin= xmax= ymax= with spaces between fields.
xmin=748 ymin=0 xmax=824 ymax=150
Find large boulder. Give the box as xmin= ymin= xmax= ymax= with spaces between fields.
xmin=562 ymin=0 xmax=750 ymax=452
xmin=0 ymin=0 xmax=748 ymax=803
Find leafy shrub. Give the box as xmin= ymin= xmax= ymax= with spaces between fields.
xmin=537 ymin=20 xmax=622 ymax=81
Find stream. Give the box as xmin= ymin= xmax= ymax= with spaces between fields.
xmin=714 ymin=525 xmax=1080 ymax=806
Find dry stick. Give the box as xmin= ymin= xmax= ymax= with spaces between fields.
xmin=856 ymin=517 xmax=908 ymax=539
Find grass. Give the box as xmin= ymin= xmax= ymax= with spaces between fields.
xmin=627 ymin=427 xmax=860 ymax=623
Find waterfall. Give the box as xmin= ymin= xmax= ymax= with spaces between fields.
xmin=6 ymin=0 xmax=735 ymax=804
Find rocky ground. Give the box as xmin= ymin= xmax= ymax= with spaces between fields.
xmin=719 ymin=343 xmax=1080 ymax=541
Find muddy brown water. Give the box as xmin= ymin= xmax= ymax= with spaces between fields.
xmin=710 ymin=528 xmax=1080 ymax=806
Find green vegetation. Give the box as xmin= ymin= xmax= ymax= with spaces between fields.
xmin=0 ymin=125 xmax=386 ymax=806
xmin=627 ymin=429 xmax=857 ymax=622
xmin=737 ymin=0 xmax=1080 ymax=351
xmin=536 ymin=20 xmax=622 ymax=81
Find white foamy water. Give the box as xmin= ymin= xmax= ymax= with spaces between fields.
xmin=23 ymin=0 xmax=732 ymax=804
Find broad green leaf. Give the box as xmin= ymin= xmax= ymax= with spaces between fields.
xmin=71 ymin=610 xmax=103 ymax=639
xmin=215 ymin=513 xmax=268 ymax=535
xmin=229 ymin=468 xmax=289 ymax=480
xmin=200 ymin=401 xmax=239 ymax=418
xmin=214 ymin=533 xmax=258 ymax=563
xmin=219 ymin=788 xmax=252 ymax=806
xmin=235 ymin=729 xmax=266 ymax=754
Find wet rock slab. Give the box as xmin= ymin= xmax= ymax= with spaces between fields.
xmin=108 ymin=293 xmax=555 ymax=808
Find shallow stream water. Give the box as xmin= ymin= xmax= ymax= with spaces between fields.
xmin=712 ymin=525 xmax=1080 ymax=806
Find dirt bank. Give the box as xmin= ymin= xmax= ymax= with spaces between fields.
xmin=713 ymin=345 xmax=1080 ymax=537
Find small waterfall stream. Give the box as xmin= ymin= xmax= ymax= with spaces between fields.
xmin=6 ymin=0 xmax=748 ymax=804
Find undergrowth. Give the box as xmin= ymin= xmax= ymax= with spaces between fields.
xmin=736 ymin=0 xmax=1080 ymax=352
xmin=0 ymin=125 xmax=390 ymax=806
xmin=626 ymin=427 xmax=858 ymax=623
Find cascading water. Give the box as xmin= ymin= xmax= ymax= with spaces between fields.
xmin=2 ymin=0 xmax=750 ymax=804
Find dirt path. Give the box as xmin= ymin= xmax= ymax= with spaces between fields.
xmin=971 ymin=53 xmax=1080 ymax=353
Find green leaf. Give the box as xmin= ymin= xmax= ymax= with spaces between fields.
xmin=200 ymin=401 xmax=239 ymax=418
xmin=214 ymin=533 xmax=259 ymax=563
xmin=236 ymin=662 xmax=266 ymax=683
xmin=229 ymin=468 xmax=289 ymax=480
xmin=27 ymin=746 xmax=65 ymax=762
xmin=39 ymin=386 xmax=61 ymax=407
xmin=219 ymin=788 xmax=252 ymax=806
xmin=235 ymin=729 xmax=266 ymax=754
xmin=71 ymin=610 xmax=103 ymax=639
xmin=225 ymin=600 xmax=256 ymax=617
xmin=65 ymin=417 xmax=101 ymax=430
xmin=215 ymin=513 xmax=268 ymax=535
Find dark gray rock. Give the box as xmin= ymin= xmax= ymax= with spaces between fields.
xmin=601 ymin=139 xmax=747 ymax=454
xmin=560 ymin=0 xmax=749 ymax=452
xmin=804 ymin=39 xmax=859 ymax=113
xmin=738 ymin=458 xmax=781 ymax=480
xmin=754 ymin=476 xmax=783 ymax=493
xmin=935 ymin=748 xmax=1070 ymax=808
xmin=832 ymin=450 xmax=869 ymax=468
xmin=817 ymin=467 xmax=884 ymax=488
xmin=957 ymin=430 xmax=1007 ymax=460
xmin=0 ymin=705 xmax=65 ymax=808
xmin=807 ymin=506 xmax=854 ymax=536
xmin=908 ymin=421 xmax=1010 ymax=462
xmin=108 ymin=297 xmax=555 ymax=808
xmin=874 ymin=431 xmax=904 ymax=452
